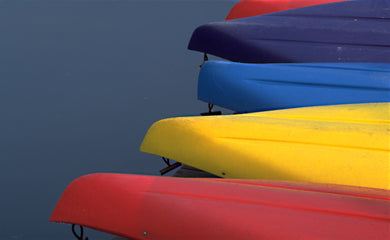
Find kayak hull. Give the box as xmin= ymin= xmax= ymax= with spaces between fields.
xmin=226 ymin=0 xmax=349 ymax=20
xmin=140 ymin=103 xmax=390 ymax=190
xmin=198 ymin=61 xmax=390 ymax=113
xmin=189 ymin=0 xmax=390 ymax=63
xmin=51 ymin=173 xmax=390 ymax=240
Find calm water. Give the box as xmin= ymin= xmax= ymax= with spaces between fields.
xmin=0 ymin=1 xmax=235 ymax=239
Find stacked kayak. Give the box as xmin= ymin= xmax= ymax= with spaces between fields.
xmin=141 ymin=103 xmax=390 ymax=190
xmin=226 ymin=0 xmax=349 ymax=19
xmin=189 ymin=0 xmax=390 ymax=63
xmin=50 ymin=1 xmax=390 ymax=239
xmin=51 ymin=173 xmax=390 ymax=240
xmin=198 ymin=61 xmax=390 ymax=113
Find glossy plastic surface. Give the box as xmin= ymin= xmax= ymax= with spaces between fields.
xmin=51 ymin=173 xmax=390 ymax=240
xmin=188 ymin=0 xmax=390 ymax=63
xmin=141 ymin=103 xmax=390 ymax=190
xmin=226 ymin=0 xmax=348 ymax=19
xmin=198 ymin=61 xmax=390 ymax=113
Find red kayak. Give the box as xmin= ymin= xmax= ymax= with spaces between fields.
xmin=226 ymin=0 xmax=349 ymax=20
xmin=51 ymin=173 xmax=390 ymax=240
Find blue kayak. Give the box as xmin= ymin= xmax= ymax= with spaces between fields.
xmin=198 ymin=61 xmax=390 ymax=113
xmin=188 ymin=0 xmax=390 ymax=63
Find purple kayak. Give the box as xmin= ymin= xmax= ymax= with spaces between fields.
xmin=188 ymin=0 xmax=390 ymax=63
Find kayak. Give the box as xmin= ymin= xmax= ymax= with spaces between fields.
xmin=226 ymin=0 xmax=348 ymax=20
xmin=198 ymin=61 xmax=390 ymax=113
xmin=50 ymin=173 xmax=390 ymax=240
xmin=188 ymin=0 xmax=390 ymax=63
xmin=140 ymin=102 xmax=390 ymax=190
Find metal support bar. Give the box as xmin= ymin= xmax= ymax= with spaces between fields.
xmin=199 ymin=53 xmax=209 ymax=69
xmin=159 ymin=157 xmax=182 ymax=175
xmin=201 ymin=103 xmax=222 ymax=116
xmin=72 ymin=224 xmax=88 ymax=240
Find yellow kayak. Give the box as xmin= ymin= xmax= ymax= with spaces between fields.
xmin=140 ymin=103 xmax=390 ymax=190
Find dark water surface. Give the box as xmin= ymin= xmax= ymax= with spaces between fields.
xmin=0 ymin=1 xmax=234 ymax=239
